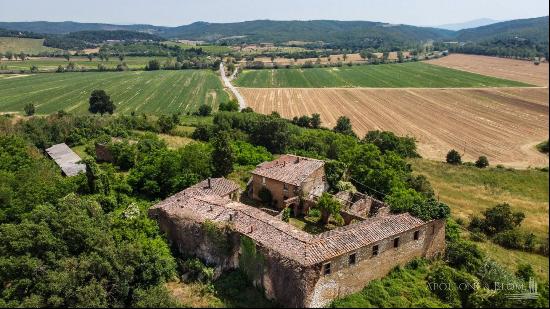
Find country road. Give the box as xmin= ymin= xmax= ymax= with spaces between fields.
xmin=220 ymin=63 xmax=246 ymax=110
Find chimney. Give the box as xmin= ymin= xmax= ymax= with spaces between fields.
xmin=207 ymin=178 xmax=212 ymax=189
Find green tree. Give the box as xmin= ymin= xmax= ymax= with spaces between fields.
xmin=157 ymin=114 xmax=176 ymax=133
xmin=24 ymin=103 xmax=35 ymax=116
xmin=87 ymin=54 xmax=93 ymax=61
xmin=475 ymin=156 xmax=489 ymax=168
xmin=18 ymin=52 xmax=26 ymax=61
xmin=219 ymin=100 xmax=239 ymax=112
xmin=333 ymin=116 xmax=356 ymax=137
xmin=316 ymin=192 xmax=342 ymax=225
xmin=146 ymin=59 xmax=161 ymax=70
xmin=88 ymin=90 xmax=116 ymax=115
xmin=212 ymin=131 xmax=235 ymax=177
xmin=310 ymin=113 xmax=322 ymax=129
xmin=198 ymin=104 xmax=212 ymax=116
xmin=446 ymin=149 xmax=462 ymax=165
xmin=63 ymin=53 xmax=71 ymax=62
xmin=469 ymin=203 xmax=525 ymax=236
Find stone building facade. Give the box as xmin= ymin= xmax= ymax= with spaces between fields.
xmin=250 ymin=154 xmax=327 ymax=209
xmin=150 ymin=161 xmax=446 ymax=307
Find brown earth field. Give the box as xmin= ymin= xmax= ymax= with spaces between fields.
xmin=239 ymin=87 xmax=549 ymax=168
xmin=427 ymin=54 xmax=549 ymax=87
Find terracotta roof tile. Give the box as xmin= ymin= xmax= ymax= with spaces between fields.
xmin=152 ymin=180 xmax=427 ymax=266
xmin=252 ymin=154 xmax=324 ymax=186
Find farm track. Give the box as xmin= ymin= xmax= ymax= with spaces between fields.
xmin=240 ymin=87 xmax=550 ymax=168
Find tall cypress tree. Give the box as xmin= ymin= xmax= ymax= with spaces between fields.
xmin=212 ymin=131 xmax=235 ymax=177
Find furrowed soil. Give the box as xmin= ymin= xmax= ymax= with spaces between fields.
xmin=427 ymin=54 xmax=549 ymax=87
xmin=240 ymin=87 xmax=549 ymax=168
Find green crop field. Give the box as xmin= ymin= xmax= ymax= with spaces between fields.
xmin=0 ymin=70 xmax=228 ymax=114
xmin=0 ymin=37 xmax=61 ymax=55
xmin=234 ymin=61 xmax=532 ymax=88
xmin=0 ymin=56 xmax=168 ymax=72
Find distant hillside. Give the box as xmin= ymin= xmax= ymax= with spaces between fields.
xmin=0 ymin=21 xmax=166 ymax=35
xmin=160 ymin=20 xmax=454 ymax=45
xmin=437 ymin=18 xmax=499 ymax=31
xmin=456 ymin=16 xmax=548 ymax=43
xmin=1 ymin=17 xmax=547 ymax=52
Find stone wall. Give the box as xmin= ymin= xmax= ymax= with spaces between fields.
xmin=251 ymin=174 xmax=298 ymax=209
xmin=250 ymin=165 xmax=325 ymax=209
xmin=149 ymin=208 xmax=240 ymax=277
xmin=308 ymin=219 xmax=446 ymax=307
xmin=239 ymin=235 xmax=322 ymax=308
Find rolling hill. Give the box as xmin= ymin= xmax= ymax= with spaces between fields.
xmin=0 ymin=16 xmax=547 ymax=51
xmin=456 ymin=16 xmax=549 ymax=43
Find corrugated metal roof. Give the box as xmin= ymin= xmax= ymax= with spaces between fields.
xmin=45 ymin=143 xmax=86 ymax=177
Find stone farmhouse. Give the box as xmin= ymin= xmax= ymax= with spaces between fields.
xmin=149 ymin=155 xmax=445 ymax=308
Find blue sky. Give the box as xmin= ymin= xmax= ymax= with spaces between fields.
xmin=0 ymin=0 xmax=548 ymax=26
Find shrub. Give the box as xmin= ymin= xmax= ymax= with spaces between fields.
xmin=197 ymin=104 xmax=212 ymax=116
xmin=146 ymin=59 xmax=161 ymax=71
xmin=282 ymin=207 xmax=291 ymax=222
xmin=475 ymin=156 xmax=489 ymax=168
xmin=24 ymin=103 xmax=35 ymax=116
xmin=537 ymin=140 xmax=549 ymax=154
xmin=446 ymin=149 xmax=462 ymax=165
xmin=219 ymin=100 xmax=240 ymax=112
xmin=445 ymin=240 xmax=484 ymax=272
xmin=472 ymin=203 xmax=525 ymax=236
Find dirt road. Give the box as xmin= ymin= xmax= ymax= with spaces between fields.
xmin=220 ymin=63 xmax=246 ymax=110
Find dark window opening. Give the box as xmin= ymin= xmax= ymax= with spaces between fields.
xmin=432 ymin=225 xmax=436 ymax=234
xmin=349 ymin=253 xmax=357 ymax=265
xmin=372 ymin=245 xmax=379 ymax=257
xmin=394 ymin=237 xmax=400 ymax=248
xmin=323 ymin=263 xmax=331 ymax=275
xmin=414 ymin=230 xmax=420 ymax=240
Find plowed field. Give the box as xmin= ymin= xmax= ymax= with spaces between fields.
xmin=240 ymin=87 xmax=549 ymax=168
xmin=428 ymin=54 xmax=549 ymax=87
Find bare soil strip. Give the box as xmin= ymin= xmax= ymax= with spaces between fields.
xmin=239 ymin=87 xmax=549 ymax=168
xmin=427 ymin=54 xmax=549 ymax=87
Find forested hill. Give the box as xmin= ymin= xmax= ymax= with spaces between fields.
xmin=456 ymin=16 xmax=548 ymax=43
xmin=0 ymin=21 xmax=165 ymax=35
xmin=1 ymin=16 xmax=548 ymax=50
xmin=160 ymin=20 xmax=455 ymax=45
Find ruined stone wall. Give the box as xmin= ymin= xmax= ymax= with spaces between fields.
xmin=239 ymin=235 xmax=321 ymax=308
xmin=95 ymin=143 xmax=114 ymax=162
xmin=301 ymin=166 xmax=326 ymax=196
xmin=308 ymin=219 xmax=446 ymax=307
xmin=149 ymin=208 xmax=240 ymax=276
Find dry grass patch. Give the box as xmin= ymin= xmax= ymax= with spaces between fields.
xmin=410 ymin=159 xmax=549 ymax=238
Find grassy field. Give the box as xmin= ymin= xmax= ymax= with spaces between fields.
xmin=410 ymin=159 xmax=549 ymax=281
xmin=0 ymin=70 xmax=229 ymax=114
xmin=0 ymin=56 xmax=166 ymax=71
xmin=410 ymin=159 xmax=549 ymax=238
xmin=0 ymin=37 xmax=60 ymax=54
xmin=234 ymin=61 xmax=532 ymax=88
